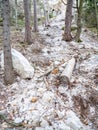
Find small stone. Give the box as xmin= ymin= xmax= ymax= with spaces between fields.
xmin=59 ymin=121 xmax=70 ymax=130
xmin=45 ymin=126 xmax=54 ymax=130
xmin=54 ymin=61 xmax=60 ymax=66
xmin=30 ymin=110 xmax=40 ymax=127
xmin=0 ymin=109 xmax=8 ymax=115
xmin=14 ymin=117 xmax=23 ymax=124
xmin=59 ymin=86 xmax=67 ymax=93
xmin=40 ymin=118 xmax=49 ymax=127
xmin=38 ymin=88 xmax=47 ymax=94
xmin=42 ymin=91 xmax=54 ymax=103
xmin=35 ymin=127 xmax=45 ymax=130
xmin=57 ymin=110 xmax=65 ymax=118
xmin=1 ymin=122 xmax=8 ymax=128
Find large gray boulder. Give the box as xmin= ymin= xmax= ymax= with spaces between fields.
xmin=1 ymin=49 xmax=34 ymax=79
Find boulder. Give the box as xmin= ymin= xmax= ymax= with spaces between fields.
xmin=1 ymin=49 xmax=34 ymax=79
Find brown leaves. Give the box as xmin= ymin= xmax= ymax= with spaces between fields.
xmin=31 ymin=97 xmax=38 ymax=103
xmin=52 ymin=68 xmax=59 ymax=74
xmin=73 ymin=95 xmax=89 ymax=124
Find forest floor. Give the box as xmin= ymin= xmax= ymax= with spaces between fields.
xmin=0 ymin=16 xmax=98 ymax=130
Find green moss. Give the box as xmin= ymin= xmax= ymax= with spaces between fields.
xmin=88 ymin=27 xmax=97 ymax=33
xmin=10 ymin=18 xmax=15 ymax=26
xmin=49 ymin=13 xmax=53 ymax=18
xmin=71 ymin=26 xmax=77 ymax=31
xmin=0 ymin=17 xmax=3 ymax=26
xmin=83 ymin=7 xmax=97 ymax=28
xmin=17 ymin=19 xmax=24 ymax=27
xmin=61 ymin=26 xmax=77 ymax=31
xmin=61 ymin=26 xmax=65 ymax=30
xmin=76 ymin=39 xmax=82 ymax=42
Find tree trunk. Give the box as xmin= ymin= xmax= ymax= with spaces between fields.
xmin=15 ymin=0 xmax=18 ymax=30
xmin=63 ymin=0 xmax=73 ymax=41
xmin=33 ymin=0 xmax=38 ymax=32
xmin=43 ymin=0 xmax=49 ymax=26
xmin=75 ymin=0 xmax=83 ymax=42
xmin=23 ymin=0 xmax=32 ymax=44
xmin=94 ymin=0 xmax=98 ymax=36
xmin=2 ymin=0 xmax=14 ymax=85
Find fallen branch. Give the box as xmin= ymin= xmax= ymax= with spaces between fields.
xmin=38 ymin=67 xmax=53 ymax=78
xmin=60 ymin=58 xmax=76 ymax=84
xmin=38 ymin=60 xmax=66 ymax=78
xmin=61 ymin=0 xmax=66 ymax=5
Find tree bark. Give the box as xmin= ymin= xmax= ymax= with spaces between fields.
xmin=43 ymin=0 xmax=49 ymax=26
xmin=94 ymin=0 xmax=98 ymax=36
xmin=33 ymin=0 xmax=38 ymax=32
xmin=23 ymin=0 xmax=32 ymax=44
xmin=2 ymin=0 xmax=14 ymax=85
xmin=75 ymin=0 xmax=83 ymax=42
xmin=63 ymin=0 xmax=73 ymax=41
xmin=15 ymin=0 xmax=18 ymax=29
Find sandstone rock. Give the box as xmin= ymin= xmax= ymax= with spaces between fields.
xmin=1 ymin=49 xmax=34 ymax=79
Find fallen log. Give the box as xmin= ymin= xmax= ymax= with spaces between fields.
xmin=60 ymin=58 xmax=76 ymax=84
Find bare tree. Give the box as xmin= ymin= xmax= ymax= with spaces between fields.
xmin=63 ymin=0 xmax=73 ymax=41
xmin=94 ymin=0 xmax=98 ymax=36
xmin=23 ymin=0 xmax=32 ymax=44
xmin=43 ymin=0 xmax=50 ymax=26
xmin=2 ymin=0 xmax=14 ymax=84
xmin=75 ymin=0 xmax=84 ymax=42
xmin=33 ymin=0 xmax=38 ymax=32
xmin=15 ymin=0 xmax=18 ymax=29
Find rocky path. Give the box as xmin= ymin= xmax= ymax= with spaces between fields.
xmin=0 ymin=17 xmax=98 ymax=130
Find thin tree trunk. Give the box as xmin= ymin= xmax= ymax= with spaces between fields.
xmin=75 ymin=0 xmax=83 ymax=42
xmin=23 ymin=0 xmax=32 ymax=44
xmin=43 ymin=7 xmax=47 ymax=26
xmin=94 ymin=0 xmax=98 ymax=36
xmin=43 ymin=0 xmax=49 ymax=26
xmin=33 ymin=0 xmax=38 ymax=32
xmin=29 ymin=0 xmax=32 ymax=19
xmin=2 ymin=0 xmax=14 ymax=85
xmin=15 ymin=0 xmax=18 ymax=29
xmin=63 ymin=0 xmax=73 ymax=41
